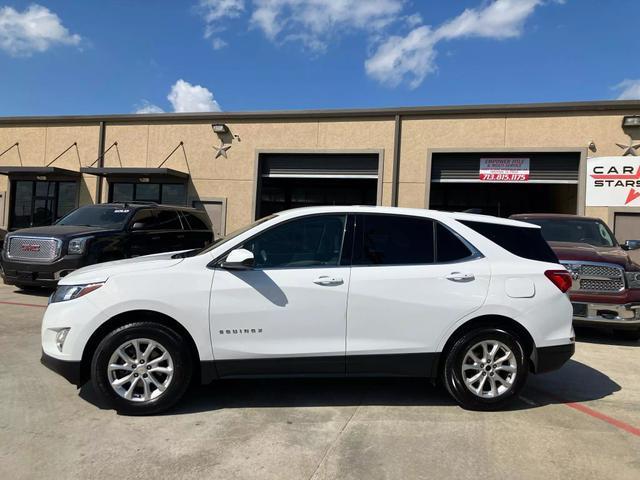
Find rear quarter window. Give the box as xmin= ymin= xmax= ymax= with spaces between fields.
xmin=460 ymin=220 xmax=558 ymax=263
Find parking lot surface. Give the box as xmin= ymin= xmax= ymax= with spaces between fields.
xmin=0 ymin=282 xmax=638 ymax=480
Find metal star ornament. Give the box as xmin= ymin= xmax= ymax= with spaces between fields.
xmin=616 ymin=139 xmax=640 ymax=156
xmin=213 ymin=141 xmax=231 ymax=159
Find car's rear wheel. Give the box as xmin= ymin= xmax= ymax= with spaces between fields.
xmin=443 ymin=328 xmax=528 ymax=410
xmin=91 ymin=322 xmax=193 ymax=415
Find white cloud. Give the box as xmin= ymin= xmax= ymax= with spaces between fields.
xmin=167 ymin=79 xmax=222 ymax=112
xmin=198 ymin=0 xmax=245 ymax=50
xmin=250 ymin=0 xmax=405 ymax=52
xmin=134 ymin=101 xmax=165 ymax=114
xmin=366 ymin=0 xmax=544 ymax=88
xmin=211 ymin=37 xmax=228 ymax=50
xmin=0 ymin=4 xmax=81 ymax=56
xmin=614 ymin=79 xmax=640 ymax=100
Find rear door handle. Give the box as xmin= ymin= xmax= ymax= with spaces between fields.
xmin=313 ymin=275 xmax=344 ymax=286
xmin=446 ymin=272 xmax=475 ymax=282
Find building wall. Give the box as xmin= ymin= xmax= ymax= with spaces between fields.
xmin=0 ymin=124 xmax=100 ymax=227
xmin=103 ymin=119 xmax=395 ymax=231
xmin=1 ymin=107 xmax=638 ymax=231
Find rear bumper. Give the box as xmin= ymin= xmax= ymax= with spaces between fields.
xmin=1 ymin=255 xmax=87 ymax=287
xmin=572 ymin=301 xmax=640 ymax=330
xmin=534 ymin=343 xmax=575 ymax=374
xmin=41 ymin=350 xmax=83 ymax=386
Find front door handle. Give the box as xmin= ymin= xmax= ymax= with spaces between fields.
xmin=313 ymin=276 xmax=344 ymax=286
xmin=446 ymin=272 xmax=475 ymax=282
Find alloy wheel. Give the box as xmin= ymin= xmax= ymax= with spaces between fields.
xmin=461 ymin=340 xmax=517 ymax=399
xmin=107 ymin=338 xmax=174 ymax=402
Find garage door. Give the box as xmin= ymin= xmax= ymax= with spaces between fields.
xmin=257 ymin=153 xmax=380 ymax=218
xmin=260 ymin=153 xmax=379 ymax=179
xmin=431 ymin=152 xmax=579 ymax=183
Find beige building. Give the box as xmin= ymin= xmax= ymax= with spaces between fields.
xmin=1 ymin=100 xmax=639 ymax=239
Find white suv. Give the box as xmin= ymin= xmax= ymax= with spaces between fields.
xmin=41 ymin=206 xmax=575 ymax=414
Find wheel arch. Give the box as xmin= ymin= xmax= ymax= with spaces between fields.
xmin=436 ymin=314 xmax=536 ymax=377
xmin=79 ymin=310 xmax=201 ymax=386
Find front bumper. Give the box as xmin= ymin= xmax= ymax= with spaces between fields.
xmin=1 ymin=255 xmax=87 ymax=287
xmin=534 ymin=343 xmax=575 ymax=374
xmin=41 ymin=350 xmax=83 ymax=386
xmin=572 ymin=302 xmax=640 ymax=330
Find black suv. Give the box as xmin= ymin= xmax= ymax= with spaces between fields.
xmin=1 ymin=203 xmax=213 ymax=289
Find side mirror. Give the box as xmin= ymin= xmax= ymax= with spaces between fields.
xmin=221 ymin=248 xmax=254 ymax=270
xmin=623 ymin=240 xmax=640 ymax=251
xmin=131 ymin=222 xmax=145 ymax=231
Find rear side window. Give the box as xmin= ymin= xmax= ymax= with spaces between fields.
xmin=460 ymin=220 xmax=558 ymax=263
xmin=436 ymin=223 xmax=474 ymax=262
xmin=181 ymin=211 xmax=209 ymax=231
xmin=354 ymin=215 xmax=434 ymax=265
xmin=154 ymin=210 xmax=182 ymax=230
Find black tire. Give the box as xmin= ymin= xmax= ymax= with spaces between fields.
xmin=91 ymin=322 xmax=193 ymax=415
xmin=613 ymin=329 xmax=640 ymax=342
xmin=442 ymin=328 xmax=528 ymax=411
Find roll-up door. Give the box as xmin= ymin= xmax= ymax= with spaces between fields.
xmin=431 ymin=152 xmax=580 ymax=183
xmin=260 ymin=153 xmax=379 ymax=179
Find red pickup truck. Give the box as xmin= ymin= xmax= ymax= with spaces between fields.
xmin=511 ymin=214 xmax=640 ymax=341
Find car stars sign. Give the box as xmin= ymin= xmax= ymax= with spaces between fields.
xmin=587 ymin=156 xmax=640 ymax=206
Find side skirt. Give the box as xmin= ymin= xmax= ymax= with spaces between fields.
xmin=200 ymin=352 xmax=440 ymax=383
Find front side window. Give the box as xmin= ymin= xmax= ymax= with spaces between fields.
xmin=354 ymin=215 xmax=434 ymax=266
xmin=129 ymin=209 xmax=156 ymax=231
xmin=242 ymin=214 xmax=346 ymax=269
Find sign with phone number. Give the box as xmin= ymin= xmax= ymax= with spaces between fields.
xmin=479 ymin=158 xmax=530 ymax=182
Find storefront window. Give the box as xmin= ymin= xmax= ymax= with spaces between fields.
xmin=10 ymin=180 xmax=78 ymax=230
xmin=109 ymin=182 xmax=186 ymax=205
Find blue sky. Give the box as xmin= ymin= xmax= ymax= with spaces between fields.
xmin=0 ymin=0 xmax=639 ymax=116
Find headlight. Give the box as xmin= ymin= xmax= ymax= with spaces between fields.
xmin=55 ymin=328 xmax=70 ymax=352
xmin=68 ymin=236 xmax=92 ymax=255
xmin=625 ymin=272 xmax=640 ymax=289
xmin=50 ymin=282 xmax=104 ymax=303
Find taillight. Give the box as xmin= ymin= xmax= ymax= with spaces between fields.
xmin=545 ymin=270 xmax=572 ymax=293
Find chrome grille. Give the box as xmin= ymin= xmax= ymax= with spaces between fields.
xmin=579 ymin=278 xmax=625 ymax=292
xmin=7 ymin=236 xmax=61 ymax=262
xmin=580 ymin=264 xmax=622 ymax=278
xmin=562 ymin=261 xmax=625 ymax=294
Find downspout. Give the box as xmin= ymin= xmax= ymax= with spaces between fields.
xmin=95 ymin=121 xmax=106 ymax=203
xmin=391 ymin=114 xmax=402 ymax=207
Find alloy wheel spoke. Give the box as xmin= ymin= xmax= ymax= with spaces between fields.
xmin=475 ymin=375 xmax=488 ymax=394
xmin=468 ymin=371 xmax=483 ymax=384
xmin=488 ymin=344 xmax=499 ymax=362
xmin=488 ymin=376 xmax=498 ymax=397
xmin=112 ymin=372 xmax=134 ymax=387
xmin=148 ymin=366 xmax=173 ymax=375
xmin=124 ymin=376 xmax=139 ymax=399
xmin=117 ymin=348 xmax=136 ymax=366
xmin=132 ymin=340 xmax=143 ymax=361
xmin=148 ymin=373 xmax=167 ymax=392
xmin=462 ymin=363 xmax=481 ymax=371
xmin=142 ymin=341 xmax=156 ymax=361
xmin=147 ymin=353 xmax=168 ymax=366
xmin=109 ymin=363 xmax=133 ymax=372
xmin=494 ymin=351 xmax=512 ymax=364
xmin=495 ymin=364 xmax=516 ymax=373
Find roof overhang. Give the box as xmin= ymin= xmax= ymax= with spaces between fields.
xmin=0 ymin=166 xmax=81 ymax=178
xmin=80 ymin=167 xmax=189 ymax=179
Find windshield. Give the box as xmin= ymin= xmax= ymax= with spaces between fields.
xmin=524 ymin=218 xmax=617 ymax=248
xmin=192 ymin=215 xmax=277 ymax=257
xmin=56 ymin=206 xmax=133 ymax=229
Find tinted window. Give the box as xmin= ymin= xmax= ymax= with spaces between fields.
xmin=57 ymin=205 xmax=132 ymax=228
xmin=129 ymin=209 xmax=156 ymax=231
xmin=154 ymin=210 xmax=182 ymax=230
xmin=461 ymin=220 xmax=558 ymax=263
xmin=436 ymin=222 xmax=474 ymax=262
xmin=112 ymin=183 xmax=134 ymax=202
xmin=354 ymin=215 xmax=434 ymax=265
xmin=520 ymin=218 xmax=616 ymax=248
xmin=242 ymin=214 xmax=346 ymax=268
xmin=181 ymin=211 xmax=209 ymax=231
xmin=161 ymin=184 xmax=186 ymax=205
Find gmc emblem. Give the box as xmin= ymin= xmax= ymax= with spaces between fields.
xmin=21 ymin=244 xmax=41 ymax=253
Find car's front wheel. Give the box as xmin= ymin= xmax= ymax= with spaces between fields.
xmin=442 ymin=328 xmax=528 ymax=410
xmin=91 ymin=322 xmax=193 ymax=415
